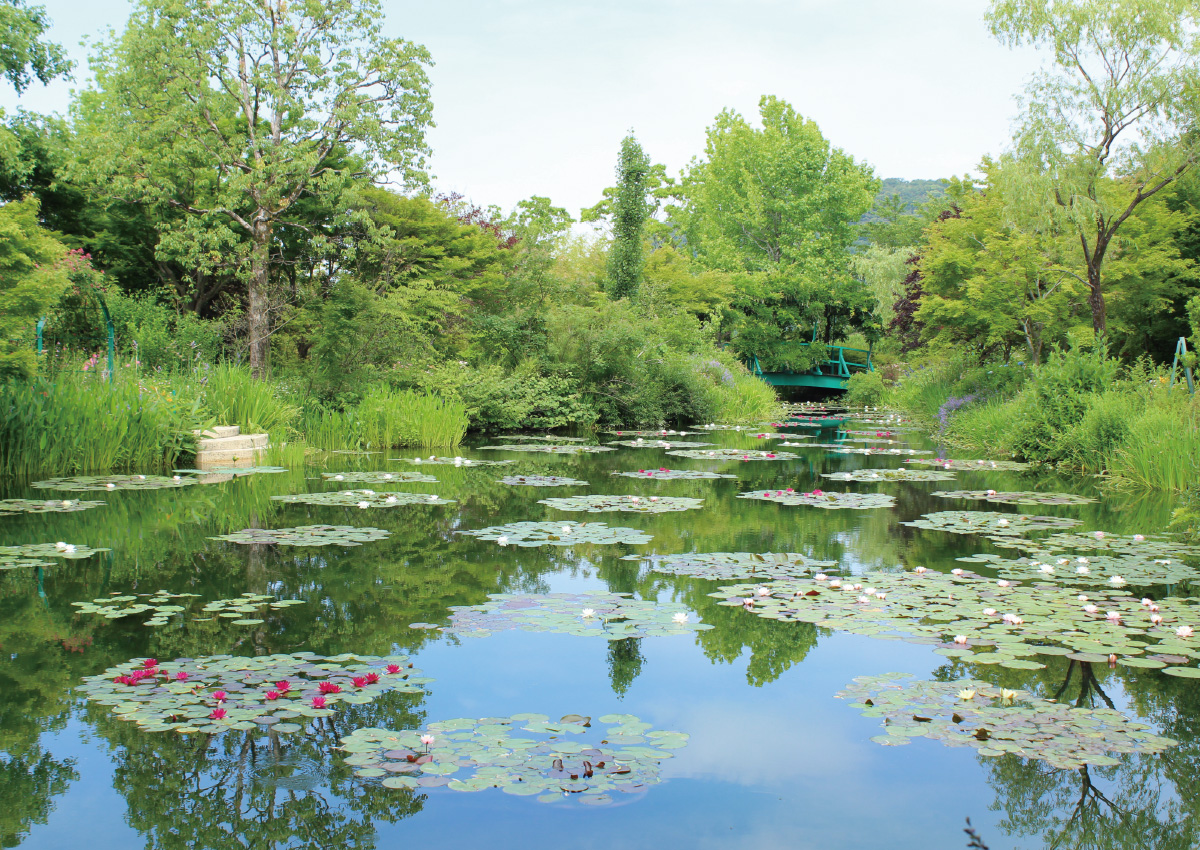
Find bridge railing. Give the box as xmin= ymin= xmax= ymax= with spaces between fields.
xmin=749 ymin=344 xmax=873 ymax=379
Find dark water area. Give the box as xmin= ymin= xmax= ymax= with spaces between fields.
xmin=0 ymin=422 xmax=1192 ymax=850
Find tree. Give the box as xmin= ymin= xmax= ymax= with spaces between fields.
xmin=0 ymin=0 xmax=70 ymax=94
xmin=605 ymin=134 xmax=651 ymax=300
xmin=75 ymin=0 xmax=434 ymax=377
xmin=678 ymin=96 xmax=880 ymax=367
xmin=0 ymin=197 xmax=72 ymax=379
xmin=987 ymin=0 xmax=1200 ymax=336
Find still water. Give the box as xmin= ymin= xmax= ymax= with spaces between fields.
xmin=0 ymin=421 xmax=1191 ymax=850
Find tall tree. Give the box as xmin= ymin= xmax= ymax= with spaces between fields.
xmin=605 ymin=134 xmax=651 ymax=300
xmin=75 ymin=0 xmax=434 ymax=377
xmin=987 ymin=0 xmax=1200 ymax=336
xmin=0 ymin=197 xmax=72 ymax=379
xmin=0 ymin=0 xmax=70 ymax=94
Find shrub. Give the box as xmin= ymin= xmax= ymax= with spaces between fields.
xmin=420 ymin=361 xmax=596 ymax=432
xmin=106 ymin=291 xmax=225 ymax=372
xmin=843 ymin=371 xmax=885 ymax=407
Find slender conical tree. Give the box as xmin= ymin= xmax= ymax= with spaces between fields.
xmin=605 ymin=134 xmax=650 ymax=300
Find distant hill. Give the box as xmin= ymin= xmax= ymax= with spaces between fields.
xmin=875 ymin=178 xmax=946 ymax=212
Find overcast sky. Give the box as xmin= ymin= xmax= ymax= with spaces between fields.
xmin=4 ymin=0 xmax=1045 ymax=218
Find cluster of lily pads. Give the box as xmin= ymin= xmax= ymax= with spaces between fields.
xmin=339 ymin=713 xmax=686 ymax=804
xmin=194 ymin=592 xmax=306 ymax=625
xmin=606 ymin=439 xmax=714 ymax=449
xmin=71 ymin=591 xmax=201 ymax=626
xmin=713 ymin=567 xmax=1200 ymax=674
xmin=626 ymin=551 xmax=840 ymax=581
xmin=0 ymin=542 xmax=108 ymax=571
xmin=479 ymin=444 xmax=616 ymax=454
xmin=174 ymin=466 xmax=288 ymax=477
xmin=902 ymin=510 xmax=1081 ymax=536
xmin=738 ymin=489 xmax=896 ymax=510
xmin=611 ymin=468 xmax=736 ymax=481
xmin=933 ymin=490 xmax=1096 ymax=506
xmin=430 ymin=592 xmax=711 ymax=640
xmin=0 ymin=498 xmax=106 ymax=515
xmin=32 ymin=474 xmax=194 ymax=491
xmin=537 ymin=495 xmax=704 ymax=514
xmin=79 ymin=652 xmax=430 ymax=734
xmin=666 ymin=448 xmax=797 ymax=461
xmin=403 ymin=456 xmax=512 ymax=466
xmin=458 ymin=521 xmax=652 ymax=547
xmin=837 ymin=673 xmax=1178 ymax=769
xmin=992 ymin=532 xmax=1200 ymax=558
xmin=210 ymin=525 xmax=390 ymax=547
xmin=321 ymin=471 xmax=437 ymax=484
xmin=821 ymin=469 xmax=956 ymax=483
xmin=500 ymin=435 xmax=587 ymax=442
xmin=956 ymin=551 xmax=1200 ymax=586
xmin=500 ymin=475 xmax=589 ymax=487
xmin=608 ymin=430 xmax=692 ymax=437
xmin=906 ymin=458 xmax=1031 ymax=472
xmin=271 ymin=490 xmax=454 ymax=508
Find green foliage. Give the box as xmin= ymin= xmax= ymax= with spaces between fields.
xmin=0 ymin=0 xmax=71 ymax=94
xmin=0 ymin=372 xmax=199 ymax=477
xmin=420 ymin=361 xmax=593 ymax=432
xmin=300 ymin=387 xmax=467 ymax=451
xmin=197 ymin=363 xmax=299 ymax=438
xmin=843 ymin=371 xmax=885 ymax=406
xmin=605 ymin=134 xmax=650 ymax=300
xmin=0 ymin=196 xmax=71 ymax=380
xmin=1107 ymin=393 xmax=1200 ymax=490
xmin=104 ymin=290 xmax=225 ymax=371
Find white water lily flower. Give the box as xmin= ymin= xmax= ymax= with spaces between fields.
xmin=106 ymin=483 xmax=116 ymax=490
xmin=1076 ymin=566 xmax=1090 ymax=575
xmin=428 ymin=495 xmax=438 ymax=501
xmin=864 ymin=587 xmax=876 ymax=596
xmin=383 ymin=474 xmax=393 ymax=480
xmin=1078 ymin=595 xmax=1089 ymax=602
xmin=914 ymin=566 xmax=927 ymax=575
xmin=983 ymin=608 xmax=997 ymax=616
xmin=1000 ymin=689 xmax=1017 ymax=704
xmin=361 ymin=489 xmax=374 ymax=496
xmin=957 ymin=689 xmax=977 ymax=700
xmin=357 ymin=501 xmax=370 ymax=509
xmin=63 ymin=544 xmax=75 ymax=553
xmin=1001 ymin=613 xmax=1023 ymax=625
xmin=1141 ymin=598 xmax=1154 ymax=606
xmin=1178 ymin=625 xmax=1195 ymax=638
xmin=429 ymin=455 xmax=436 ymax=460
xmin=413 ymin=457 xmax=422 ymax=463
xmin=857 ymin=595 xmax=869 ymax=604
xmin=61 ymin=500 xmax=72 ymax=506
xmin=829 ymin=580 xmax=842 ymax=588
xmin=1133 ymin=534 xmax=1146 ymax=542
xmin=756 ymin=586 xmax=770 ymax=597
xmin=420 ymin=734 xmax=435 ymax=747
xmin=333 ymin=474 xmax=345 ymax=481
xmin=997 ymin=580 xmax=1011 ymax=587
xmin=1076 ymin=557 xmax=1089 ymax=564
xmin=385 ymin=496 xmax=397 ymax=503
xmin=997 ymin=518 xmax=1010 ymax=527
xmin=649 ymin=496 xmax=659 ymax=502
xmin=1151 ymin=613 xmax=1164 ymax=625
xmin=629 ymin=496 xmax=640 ymax=503
xmin=814 ymin=574 xmax=828 ymax=582
xmin=951 ymin=569 xmax=964 ymax=576
xmin=1109 ymin=576 xmax=1126 ymax=586
xmin=672 ymin=612 xmax=689 ymax=625
xmin=1039 ymin=565 xmax=1055 ymax=574
xmin=136 ymin=474 xmax=146 ymax=480
xmin=1083 ymin=604 xmax=1098 ymax=614
xmin=581 ymin=608 xmax=597 ymax=618
xmin=953 ymin=635 xmax=968 ymax=645
xmin=986 ymin=490 xmax=997 ymax=496
xmin=55 ymin=542 xmax=68 ymax=551
xmin=876 ymin=593 xmax=888 ymax=601
xmin=497 ymin=536 xmax=509 ymax=546
xmin=1106 ymin=611 xmax=1122 ymax=623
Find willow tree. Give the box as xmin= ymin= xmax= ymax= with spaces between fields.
xmin=987 ymin=0 xmax=1200 ymax=337
xmin=75 ymin=0 xmax=433 ymax=377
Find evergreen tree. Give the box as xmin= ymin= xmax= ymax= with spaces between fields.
xmin=605 ymin=134 xmax=650 ymax=300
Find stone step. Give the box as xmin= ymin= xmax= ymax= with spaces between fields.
xmin=196 ymin=433 xmax=268 ymax=452
xmin=192 ymin=425 xmax=241 ymax=439
xmin=194 ymin=445 xmax=269 ymax=466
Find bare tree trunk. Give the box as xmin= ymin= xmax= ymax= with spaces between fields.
xmin=248 ymin=221 xmax=271 ymax=379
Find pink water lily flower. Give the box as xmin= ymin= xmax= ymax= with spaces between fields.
xmin=311 ymin=697 xmax=327 ymax=709
xmin=209 ymin=708 xmax=226 ymax=720
xmin=212 ymin=690 xmax=227 ymax=702
xmin=1178 ymin=625 xmax=1195 ymax=638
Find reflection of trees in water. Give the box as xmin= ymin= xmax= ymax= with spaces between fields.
xmin=607 ymin=637 xmax=644 ymax=697
xmin=88 ymin=690 xmax=428 ymax=850
xmin=0 ymin=748 xmax=79 ymax=848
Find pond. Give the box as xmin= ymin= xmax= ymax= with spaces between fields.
xmin=1 ymin=416 xmax=1194 ymax=850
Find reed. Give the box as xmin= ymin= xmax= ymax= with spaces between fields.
xmin=299 ymin=388 xmax=468 ymax=451
xmin=198 ymin=363 xmax=300 ymax=438
xmin=1108 ymin=406 xmax=1200 ymax=491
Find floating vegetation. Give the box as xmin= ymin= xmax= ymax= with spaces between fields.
xmin=479 ymin=444 xmax=616 ymax=454
xmin=402 ymin=456 xmax=512 ymax=467
xmin=934 ymin=490 xmax=1097 ymax=506
xmin=194 ymin=593 xmax=306 ymax=624
xmin=79 ymin=652 xmax=430 ymax=734
xmin=906 ymin=458 xmax=1031 ymax=472
xmin=0 ymin=542 xmax=109 ymax=571
xmin=902 ymin=511 xmax=1082 ymax=536
xmin=71 ymin=591 xmax=202 ymax=626
xmin=665 ymin=449 xmax=797 ymax=461
xmin=611 ymin=468 xmax=737 ymax=481
xmin=837 ymin=673 xmax=1178 ymax=767
xmin=712 ymin=567 xmax=1200 ymax=671
xmin=738 ymin=489 xmax=896 ymax=510
xmin=32 ymin=474 xmax=194 ymax=491
xmin=608 ymin=430 xmax=693 ymax=437
xmin=435 ymin=592 xmax=713 ymax=640
xmin=0 ymin=498 xmax=106 ymax=515
xmin=993 ymin=532 xmax=1200 ymax=559
xmin=500 ymin=475 xmax=589 ymax=487
xmin=271 ymin=490 xmax=455 ymax=508
xmin=210 ymin=525 xmax=390 ymax=547
xmin=458 ymin=521 xmax=652 ymax=547
xmin=339 ymin=713 xmax=686 ymax=803
xmin=822 ymin=469 xmax=956 ymax=483
xmin=320 ymin=471 xmax=437 ymax=484
xmin=831 ymin=447 xmax=936 ymax=456
xmin=955 ymin=551 xmax=1200 ymax=586
xmin=626 ymin=551 xmax=840 ymax=581
xmin=500 ymin=435 xmax=588 ymax=442
xmin=605 ymin=439 xmax=715 ymax=448
xmin=537 ymin=495 xmax=704 ymax=513
xmin=174 ymin=466 xmax=289 ymax=476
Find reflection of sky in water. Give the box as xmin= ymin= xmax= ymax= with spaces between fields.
xmin=4 ymin=426 xmax=1195 ymax=850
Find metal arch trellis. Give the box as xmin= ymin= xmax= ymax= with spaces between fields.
xmin=36 ymin=293 xmax=116 ymax=385
xmin=1170 ymin=336 xmax=1195 ymax=395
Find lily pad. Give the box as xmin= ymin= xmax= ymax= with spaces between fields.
xmin=71 ymin=589 xmax=202 ymax=624
xmin=458 ymin=521 xmax=652 ymax=547
xmin=902 ymin=511 xmax=1081 ymax=536
xmin=611 ymin=468 xmax=737 ymax=481
xmin=607 ymin=430 xmax=694 ymax=437
xmin=478 ymin=444 xmax=616 ymax=454
xmin=271 ymin=490 xmax=455 ymax=508
xmin=500 ymin=476 xmax=589 ymax=487
xmin=955 ymin=551 xmax=1200 ymax=586
xmin=401 ymin=456 xmax=512 ymax=466
xmin=173 ymin=467 xmax=288 ymax=476
xmin=32 ymin=474 xmax=194 ymax=491
xmin=199 ymin=592 xmax=306 ymax=620
xmin=437 ymin=592 xmax=712 ymax=640
xmin=822 ymin=469 xmax=957 ymax=483
xmin=626 ymin=551 xmax=840 ymax=581
xmin=934 ymin=490 xmax=1097 ymax=506
xmin=905 ymin=458 xmax=1031 ymax=472
xmin=0 ymin=498 xmax=106 ymax=515
xmin=994 ymin=532 xmax=1200 ymax=559
xmin=738 ymin=490 xmax=896 ymax=510
xmin=0 ymin=542 xmax=109 ymax=569
xmin=837 ymin=673 xmax=1177 ymax=770
xmin=537 ymin=495 xmax=704 ymax=513
xmin=79 ymin=652 xmax=430 ymax=734
xmin=339 ymin=713 xmax=685 ymax=805
xmin=210 ymin=525 xmax=390 ymax=547
xmin=320 ymin=471 xmax=437 ymax=484
xmin=500 ymin=435 xmax=588 ymax=442
xmin=665 ymin=449 xmax=797 ymax=461
xmin=605 ymin=439 xmax=715 ymax=448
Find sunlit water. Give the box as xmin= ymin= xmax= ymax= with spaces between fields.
xmin=0 ymin=423 xmax=1191 ymax=850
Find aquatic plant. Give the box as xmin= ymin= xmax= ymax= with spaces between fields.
xmin=457 ymin=521 xmax=652 ymax=547
xmin=32 ymin=474 xmax=195 ymax=491
xmin=431 ymin=592 xmax=713 ymax=639
xmin=401 ymin=456 xmax=512 ymax=466
xmin=610 ymin=468 xmax=737 ymax=480
xmin=271 ymin=490 xmax=455 ymax=508
xmin=605 ymin=439 xmax=715 ymax=448
xmin=906 ymin=458 xmax=1031 ymax=472
xmin=339 ymin=713 xmax=687 ymax=803
xmin=479 ymin=444 xmax=616 ymax=454
xmin=320 ymin=471 xmax=437 ymax=484
xmin=0 ymin=498 xmax=106 ymax=515
xmin=537 ymin=495 xmax=704 ymax=513
xmin=210 ymin=525 xmax=390 ymax=546
xmin=822 ymin=469 xmax=956 ymax=483
xmin=626 ymin=551 xmax=840 ymax=581
xmin=71 ymin=591 xmax=202 ymax=626
xmin=665 ymin=448 xmax=797 ymax=461
xmin=739 ymin=490 xmax=896 ymax=510
xmin=955 ymin=551 xmax=1200 ymax=586
xmin=901 ymin=511 xmax=1081 ymax=535
xmin=500 ymin=475 xmax=590 ymax=487
xmin=933 ymin=490 xmax=1096 ymax=506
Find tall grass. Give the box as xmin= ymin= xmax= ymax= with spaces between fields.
xmin=1109 ymin=405 xmax=1200 ymax=491
xmin=197 ymin=363 xmax=299 ymax=438
xmin=300 ymin=389 xmax=469 ymax=451
xmin=0 ymin=372 xmax=200 ymax=477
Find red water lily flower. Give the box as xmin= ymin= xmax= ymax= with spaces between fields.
xmin=352 ymin=677 xmax=368 ymax=688
xmin=266 ymin=691 xmax=280 ymax=700
xmin=209 ymin=708 xmax=226 ymax=720
xmin=176 ymin=671 xmax=189 ymax=681
xmin=212 ymin=690 xmax=227 ymax=702
xmin=318 ymin=682 xmax=341 ymax=694
xmin=311 ymin=697 xmax=327 ymax=709
xmin=143 ymin=658 xmax=157 ymax=668
xmin=386 ymin=664 xmax=401 ymax=674
xmin=275 ymin=680 xmax=291 ymax=692
xmin=365 ymin=673 xmax=380 ymax=685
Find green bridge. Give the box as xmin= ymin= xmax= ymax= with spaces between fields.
xmin=748 ymin=344 xmax=874 ymax=390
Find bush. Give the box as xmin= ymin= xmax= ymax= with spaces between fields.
xmin=106 ymin=291 xmax=225 ymax=372
xmin=844 ymin=371 xmax=884 ymax=407
xmin=420 ymin=361 xmax=596 ymax=432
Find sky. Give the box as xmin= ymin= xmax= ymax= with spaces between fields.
xmin=3 ymin=0 xmax=1046 ymax=219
